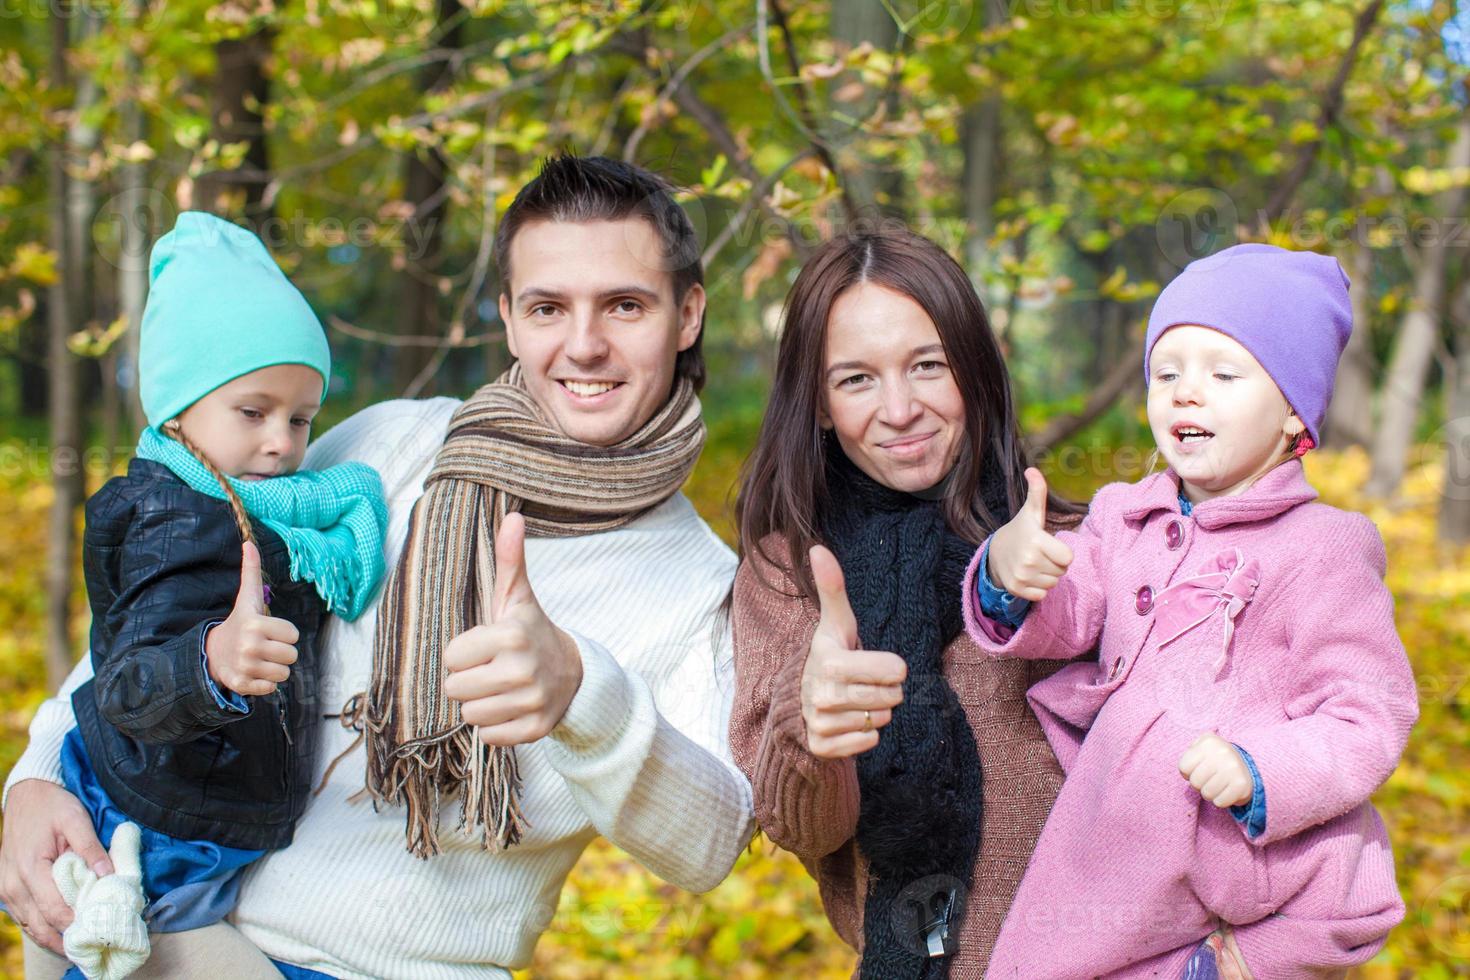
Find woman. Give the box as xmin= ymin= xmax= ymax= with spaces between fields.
xmin=728 ymin=227 xmax=1082 ymax=979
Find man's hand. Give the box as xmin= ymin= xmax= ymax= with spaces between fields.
xmin=1178 ymin=733 xmax=1254 ymax=808
xmin=986 ymin=467 xmax=1072 ymax=601
xmin=0 ymin=780 xmax=114 ymax=954
xmin=444 ymin=513 xmax=584 ymax=746
xmin=798 ymin=546 xmax=907 ymax=760
xmin=205 ymin=541 xmax=300 ymax=697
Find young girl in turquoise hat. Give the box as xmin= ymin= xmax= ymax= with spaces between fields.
xmin=16 ymin=211 xmax=388 ymax=980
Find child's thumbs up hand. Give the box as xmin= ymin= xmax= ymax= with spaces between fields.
xmin=987 ymin=468 xmax=1073 ymax=602
xmin=205 ymin=541 xmax=301 ymax=697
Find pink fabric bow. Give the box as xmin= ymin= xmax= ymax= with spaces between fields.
xmin=1154 ymin=547 xmax=1261 ymax=675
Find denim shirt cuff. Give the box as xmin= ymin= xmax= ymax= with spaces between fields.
xmin=1229 ymin=743 xmax=1267 ymax=839
xmin=200 ymin=621 xmax=251 ymax=714
xmin=976 ymin=539 xmax=1032 ymax=630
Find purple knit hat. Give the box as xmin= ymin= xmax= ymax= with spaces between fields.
xmin=1144 ymin=243 xmax=1352 ymax=446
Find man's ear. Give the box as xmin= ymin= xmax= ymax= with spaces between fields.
xmin=500 ymin=293 xmax=518 ymax=359
xmin=676 ymin=283 xmax=706 ymax=352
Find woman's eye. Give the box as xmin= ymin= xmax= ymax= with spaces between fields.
xmin=838 ymin=374 xmax=870 ymax=388
xmin=915 ymin=360 xmax=945 ymax=373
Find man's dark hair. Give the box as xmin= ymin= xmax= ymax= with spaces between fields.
xmin=496 ymin=153 xmax=706 ymax=390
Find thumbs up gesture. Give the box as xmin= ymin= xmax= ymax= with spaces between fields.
xmin=986 ymin=468 xmax=1073 ymax=602
xmin=799 ymin=546 xmax=908 ymax=760
xmin=204 ymin=541 xmax=301 ymax=697
xmin=443 ymin=513 xmax=584 ymax=747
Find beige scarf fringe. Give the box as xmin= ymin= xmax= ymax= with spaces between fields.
xmin=359 ymin=364 xmax=705 ymax=857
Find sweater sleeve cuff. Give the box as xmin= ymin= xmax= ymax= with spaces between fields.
xmin=200 ymin=621 xmax=250 ymax=714
xmin=1229 ymin=743 xmax=1267 ymax=840
xmin=976 ymin=539 xmax=1032 ymax=629
xmin=549 ymin=630 xmax=633 ymax=752
xmin=765 ymin=648 xmax=858 ymax=789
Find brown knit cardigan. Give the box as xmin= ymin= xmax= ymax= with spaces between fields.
xmin=728 ymin=535 xmax=1066 ymax=978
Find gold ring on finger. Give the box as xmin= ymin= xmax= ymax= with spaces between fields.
xmin=863 ymin=709 xmax=873 ymax=732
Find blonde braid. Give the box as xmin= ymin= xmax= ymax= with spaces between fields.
xmin=162 ymin=420 xmax=256 ymax=548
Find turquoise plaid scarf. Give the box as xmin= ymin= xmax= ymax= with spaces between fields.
xmin=136 ymin=426 xmax=389 ymax=621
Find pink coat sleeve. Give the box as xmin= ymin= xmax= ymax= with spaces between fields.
xmin=1229 ymin=515 xmax=1418 ymax=847
xmin=961 ymin=509 xmax=1108 ymax=661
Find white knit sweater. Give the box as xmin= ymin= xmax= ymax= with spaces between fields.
xmin=5 ymin=397 xmax=756 ymax=979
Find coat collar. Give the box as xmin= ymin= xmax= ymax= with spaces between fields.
xmin=1121 ymin=458 xmax=1318 ymax=530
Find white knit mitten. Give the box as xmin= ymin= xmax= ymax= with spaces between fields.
xmin=52 ymin=822 xmax=150 ymax=980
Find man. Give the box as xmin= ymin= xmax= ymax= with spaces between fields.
xmin=1 ymin=154 xmax=755 ymax=978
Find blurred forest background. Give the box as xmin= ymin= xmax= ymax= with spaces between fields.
xmin=1 ymin=0 xmax=1469 ymax=975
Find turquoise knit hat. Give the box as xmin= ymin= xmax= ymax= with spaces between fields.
xmin=139 ymin=211 xmax=331 ymax=427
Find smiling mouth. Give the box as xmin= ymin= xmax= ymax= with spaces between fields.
xmin=879 ymin=432 xmax=936 ymax=453
xmin=1172 ymin=424 xmax=1215 ymax=445
xmin=559 ymin=380 xmax=624 ymax=397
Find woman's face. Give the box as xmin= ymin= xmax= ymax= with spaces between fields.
xmin=820 ymin=282 xmax=967 ymax=493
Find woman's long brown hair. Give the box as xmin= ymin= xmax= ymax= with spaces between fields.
xmin=734 ymin=227 xmax=1083 ymax=599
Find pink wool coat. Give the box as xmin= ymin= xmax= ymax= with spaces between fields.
xmin=963 ymin=460 xmax=1418 ymax=979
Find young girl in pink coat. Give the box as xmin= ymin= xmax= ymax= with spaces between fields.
xmin=966 ymin=243 xmax=1418 ymax=979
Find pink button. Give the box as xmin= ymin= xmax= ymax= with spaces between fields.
xmin=1166 ymin=520 xmax=1184 ymax=550
xmin=1135 ymin=585 xmax=1154 ymax=615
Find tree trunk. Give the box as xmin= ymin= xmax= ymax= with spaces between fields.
xmin=829 ymin=0 xmax=899 ymax=213
xmin=46 ymin=7 xmax=83 ymax=689
xmin=118 ymin=0 xmax=151 ymax=439
xmin=16 ymin=316 xmax=48 ymax=414
xmin=194 ymin=30 xmax=273 ymax=229
xmin=961 ymin=0 xmax=1004 ymax=290
xmin=395 ymin=0 xmax=464 ymax=393
xmin=1365 ymin=108 xmax=1470 ymax=498
xmin=65 ymin=9 xmax=101 ymax=415
xmin=1438 ymin=278 xmax=1470 ymax=543
xmin=961 ymin=94 xmax=1000 ymax=285
xmin=1323 ymin=243 xmax=1375 ymax=448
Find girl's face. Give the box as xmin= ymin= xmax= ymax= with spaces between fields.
xmin=172 ymin=364 xmax=323 ymax=480
xmin=1147 ymin=325 xmax=1305 ymax=504
xmin=820 ymin=282 xmax=966 ymax=494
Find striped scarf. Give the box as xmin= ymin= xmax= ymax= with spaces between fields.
xmin=363 ymin=365 xmax=706 ymax=857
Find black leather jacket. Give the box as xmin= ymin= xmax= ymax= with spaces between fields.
xmin=74 ymin=458 xmax=325 ymax=849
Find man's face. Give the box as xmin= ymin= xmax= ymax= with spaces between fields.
xmin=499 ymin=218 xmax=705 ymax=447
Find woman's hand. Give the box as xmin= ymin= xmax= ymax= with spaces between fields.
xmin=0 ymin=779 xmax=115 ymax=954
xmin=1178 ymin=733 xmax=1254 ymax=807
xmin=986 ymin=468 xmax=1073 ymax=601
xmin=798 ymin=546 xmax=907 ymax=759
